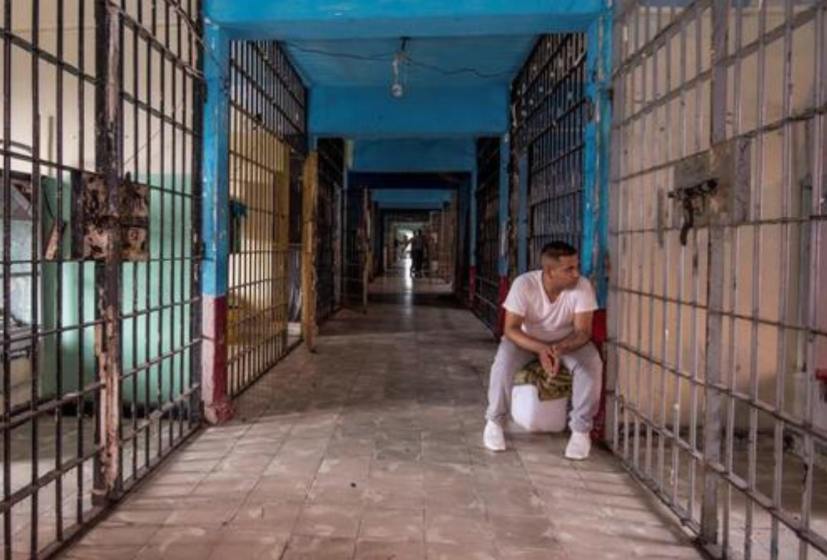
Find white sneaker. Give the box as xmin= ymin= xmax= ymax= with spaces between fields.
xmin=483 ymin=420 xmax=506 ymax=452
xmin=565 ymin=431 xmax=591 ymax=460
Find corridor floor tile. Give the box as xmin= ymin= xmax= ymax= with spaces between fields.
xmin=55 ymin=279 xmax=706 ymax=560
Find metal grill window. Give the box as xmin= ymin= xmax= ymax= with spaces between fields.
xmin=609 ymin=1 xmax=827 ymax=558
xmin=316 ymin=138 xmax=344 ymax=322
xmin=475 ymin=137 xmax=500 ymax=333
xmin=512 ymin=34 xmax=587 ymax=268
xmin=1 ymin=0 xmax=204 ymax=557
xmin=227 ymin=40 xmax=306 ymax=398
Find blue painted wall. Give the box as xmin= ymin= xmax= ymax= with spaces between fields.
xmin=352 ymin=138 xmax=475 ymax=173
xmin=310 ymin=86 xmax=508 ymax=138
xmin=371 ymin=188 xmax=454 ymax=210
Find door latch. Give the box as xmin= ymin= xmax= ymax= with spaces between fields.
xmin=668 ymin=179 xmax=718 ymax=246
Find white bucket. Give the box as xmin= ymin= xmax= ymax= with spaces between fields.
xmin=511 ymin=385 xmax=568 ymax=433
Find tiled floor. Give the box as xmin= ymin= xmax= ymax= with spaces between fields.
xmin=56 ymin=273 xmax=705 ymax=560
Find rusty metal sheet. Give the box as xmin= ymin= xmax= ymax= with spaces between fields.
xmin=72 ymin=172 xmax=149 ymax=261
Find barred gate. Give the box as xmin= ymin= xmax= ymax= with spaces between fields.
xmin=437 ymin=194 xmax=458 ymax=285
xmin=609 ymin=1 xmax=827 ymax=558
xmin=343 ymin=187 xmax=369 ymax=309
xmin=455 ymin=176 xmax=472 ymax=302
xmin=226 ymin=41 xmax=306 ymax=397
xmin=511 ymin=34 xmax=588 ymax=269
xmin=475 ymin=137 xmax=500 ymax=332
xmin=1 ymin=0 xmax=204 ymax=557
xmin=316 ymin=138 xmax=344 ymax=322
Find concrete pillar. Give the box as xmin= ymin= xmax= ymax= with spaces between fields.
xmin=584 ymin=12 xmax=612 ymax=307
xmin=201 ymin=24 xmax=233 ymax=424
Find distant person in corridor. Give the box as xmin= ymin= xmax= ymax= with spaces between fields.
xmin=410 ymin=229 xmax=427 ymax=277
xmin=483 ymin=241 xmax=602 ymax=460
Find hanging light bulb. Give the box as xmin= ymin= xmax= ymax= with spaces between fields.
xmin=392 ymin=53 xmax=404 ymax=98
xmin=391 ymin=37 xmax=409 ymax=98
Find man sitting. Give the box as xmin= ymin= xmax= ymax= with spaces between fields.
xmin=483 ymin=241 xmax=602 ymax=460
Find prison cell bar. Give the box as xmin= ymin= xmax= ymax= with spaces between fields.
xmin=511 ymin=34 xmax=588 ymax=269
xmin=474 ymin=137 xmax=501 ymax=335
xmin=316 ymin=138 xmax=344 ymax=323
xmin=608 ymin=0 xmax=827 ymax=557
xmin=226 ymin=40 xmax=307 ymax=398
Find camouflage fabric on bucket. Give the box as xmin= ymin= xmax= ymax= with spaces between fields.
xmin=513 ymin=360 xmax=572 ymax=401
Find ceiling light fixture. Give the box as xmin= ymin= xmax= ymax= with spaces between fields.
xmin=391 ymin=37 xmax=409 ymax=98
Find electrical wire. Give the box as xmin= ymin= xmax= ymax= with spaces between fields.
xmin=282 ymin=41 xmax=512 ymax=80
xmin=405 ymin=57 xmax=512 ymax=79
xmin=283 ymin=42 xmax=398 ymax=62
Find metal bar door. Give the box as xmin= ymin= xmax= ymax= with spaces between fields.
xmin=343 ymin=186 xmax=368 ymax=310
xmin=608 ymin=1 xmax=827 ymax=558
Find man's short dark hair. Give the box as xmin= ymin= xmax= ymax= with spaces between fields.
xmin=540 ymin=241 xmax=578 ymax=261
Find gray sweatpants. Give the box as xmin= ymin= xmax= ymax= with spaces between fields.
xmin=485 ymin=338 xmax=603 ymax=433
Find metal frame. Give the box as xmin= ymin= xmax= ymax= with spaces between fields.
xmin=226 ymin=40 xmax=306 ymax=398
xmin=316 ymin=138 xmax=344 ymax=322
xmin=1 ymin=0 xmax=204 ymax=558
xmin=454 ymin=175 xmax=472 ymax=302
xmin=474 ymin=137 xmax=500 ymax=333
xmin=343 ymin=185 xmax=369 ymax=309
xmin=437 ymin=193 xmax=458 ymax=285
xmin=511 ymin=33 xmax=588 ymax=269
xmin=608 ymin=1 xmax=827 ymax=558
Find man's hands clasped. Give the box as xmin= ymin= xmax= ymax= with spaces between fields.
xmin=538 ymin=344 xmax=560 ymax=378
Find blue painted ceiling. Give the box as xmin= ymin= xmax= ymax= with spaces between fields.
xmin=205 ymin=0 xmax=603 ymax=41
xmin=205 ymin=0 xmax=606 ymax=174
xmin=206 ymin=0 xmax=603 ymax=97
xmin=284 ymin=36 xmax=537 ymax=89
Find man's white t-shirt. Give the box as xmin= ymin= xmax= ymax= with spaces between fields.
xmin=502 ymin=271 xmax=598 ymax=342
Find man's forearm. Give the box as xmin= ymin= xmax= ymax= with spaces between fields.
xmin=552 ymin=330 xmax=591 ymax=355
xmin=504 ymin=328 xmax=549 ymax=355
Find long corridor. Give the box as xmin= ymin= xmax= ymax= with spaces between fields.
xmin=57 ymin=277 xmax=703 ymax=560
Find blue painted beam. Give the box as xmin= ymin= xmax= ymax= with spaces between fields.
xmin=310 ymin=86 xmax=508 ymax=138
xmin=202 ymin=24 xmax=230 ymax=297
xmin=351 ymin=138 xmax=476 ymax=173
xmin=371 ymin=188 xmax=454 ymax=206
xmin=583 ymin=11 xmax=612 ymax=307
xmin=349 ymin=172 xmax=470 ymax=191
xmin=375 ymin=201 xmax=447 ymax=210
xmin=205 ymin=0 xmax=604 ymax=40
xmin=582 ymin=21 xmax=598 ymax=282
xmin=201 ymin=24 xmax=233 ymax=422
xmin=596 ymin=12 xmax=612 ymax=307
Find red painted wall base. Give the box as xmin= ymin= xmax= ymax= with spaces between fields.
xmin=590 ymin=309 xmax=608 ymax=442
xmin=202 ymin=295 xmax=234 ymax=424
